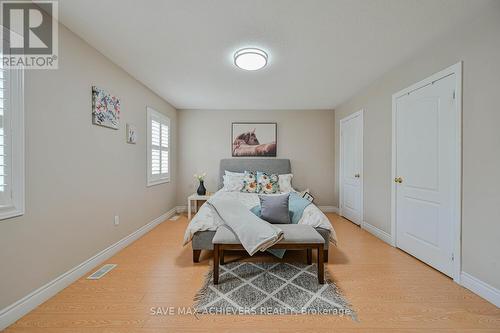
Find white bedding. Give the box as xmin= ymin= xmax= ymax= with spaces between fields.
xmin=183 ymin=190 xmax=337 ymax=245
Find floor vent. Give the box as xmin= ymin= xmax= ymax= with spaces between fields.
xmin=87 ymin=264 xmax=117 ymax=280
xmin=169 ymin=215 xmax=180 ymax=221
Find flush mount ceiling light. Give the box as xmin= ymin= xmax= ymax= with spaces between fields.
xmin=234 ymin=48 xmax=268 ymax=71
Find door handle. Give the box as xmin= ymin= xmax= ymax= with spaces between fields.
xmin=394 ymin=177 xmax=403 ymax=183
xmin=354 ymin=174 xmax=360 ymax=178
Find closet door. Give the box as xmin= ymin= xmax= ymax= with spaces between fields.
xmin=394 ymin=74 xmax=457 ymax=277
xmin=340 ymin=110 xmax=363 ymax=225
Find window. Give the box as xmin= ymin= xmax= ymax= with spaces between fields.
xmin=147 ymin=107 xmax=170 ymax=186
xmin=0 ymin=58 xmax=25 ymax=220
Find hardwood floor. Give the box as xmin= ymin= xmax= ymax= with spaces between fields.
xmin=4 ymin=214 xmax=500 ymax=332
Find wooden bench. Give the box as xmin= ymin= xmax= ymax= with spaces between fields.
xmin=212 ymin=224 xmax=325 ymax=285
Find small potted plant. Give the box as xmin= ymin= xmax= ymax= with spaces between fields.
xmin=194 ymin=173 xmax=207 ymax=195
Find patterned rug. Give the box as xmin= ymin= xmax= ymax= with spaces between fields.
xmin=193 ymin=262 xmax=355 ymax=317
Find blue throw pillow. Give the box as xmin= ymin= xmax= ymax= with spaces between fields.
xmin=251 ymin=206 xmax=293 ymax=222
xmin=259 ymin=193 xmax=290 ymax=224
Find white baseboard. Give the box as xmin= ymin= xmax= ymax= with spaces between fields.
xmin=0 ymin=207 xmax=177 ymax=331
xmin=176 ymin=205 xmax=187 ymax=213
xmin=361 ymin=221 xmax=393 ymax=245
xmin=318 ymin=206 xmax=339 ymax=213
xmin=461 ymin=272 xmax=500 ymax=307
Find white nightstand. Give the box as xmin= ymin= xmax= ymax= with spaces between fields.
xmin=188 ymin=193 xmax=212 ymax=220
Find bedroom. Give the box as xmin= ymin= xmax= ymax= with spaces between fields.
xmin=0 ymin=0 xmax=499 ymax=331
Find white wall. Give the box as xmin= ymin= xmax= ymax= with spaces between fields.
xmin=334 ymin=6 xmax=500 ymax=289
xmin=0 ymin=24 xmax=178 ymax=310
xmin=177 ymin=109 xmax=335 ymax=206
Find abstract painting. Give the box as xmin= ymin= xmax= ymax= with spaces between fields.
xmin=92 ymin=86 xmax=120 ymax=129
xmin=232 ymin=122 xmax=277 ymax=157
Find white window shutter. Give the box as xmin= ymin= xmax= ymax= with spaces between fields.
xmin=0 ymin=53 xmax=25 ymax=221
xmin=147 ymin=107 xmax=170 ymax=186
xmin=0 ymin=65 xmax=7 ymax=194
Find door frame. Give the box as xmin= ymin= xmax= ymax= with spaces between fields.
xmin=391 ymin=62 xmax=462 ymax=282
xmin=339 ymin=109 xmax=364 ymax=225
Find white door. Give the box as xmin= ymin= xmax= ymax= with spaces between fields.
xmin=340 ymin=111 xmax=363 ymax=225
xmin=394 ymin=74 xmax=457 ymax=277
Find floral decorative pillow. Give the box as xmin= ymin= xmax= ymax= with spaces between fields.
xmin=257 ymin=171 xmax=280 ymax=194
xmin=241 ymin=171 xmax=259 ymax=193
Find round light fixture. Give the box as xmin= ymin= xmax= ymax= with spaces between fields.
xmin=234 ymin=48 xmax=268 ymax=71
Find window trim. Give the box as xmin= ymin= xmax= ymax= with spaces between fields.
xmin=146 ymin=106 xmax=170 ymax=187
xmin=0 ymin=66 xmax=25 ymax=221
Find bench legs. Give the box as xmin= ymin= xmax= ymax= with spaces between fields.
xmin=193 ymin=249 xmax=201 ymax=263
xmin=309 ymin=246 xmax=325 ymax=284
xmin=318 ymin=245 xmax=324 ymax=284
xmin=309 ymin=248 xmax=327 ymax=265
xmin=220 ymin=249 xmax=224 ymax=265
xmin=213 ymin=244 xmax=219 ymax=285
xmin=212 ymin=244 xmax=323 ymax=285
xmin=306 ymin=248 xmax=312 ymax=265
xmin=212 ymin=245 xmax=223 ymax=285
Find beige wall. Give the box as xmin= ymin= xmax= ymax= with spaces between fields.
xmin=334 ymin=7 xmax=500 ymax=289
xmin=0 ymin=24 xmax=177 ymax=309
xmin=2 ymin=2 xmax=499 ymax=313
xmin=177 ymin=109 xmax=335 ymax=206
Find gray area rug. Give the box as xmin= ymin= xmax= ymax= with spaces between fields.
xmin=194 ymin=262 xmax=355 ymax=317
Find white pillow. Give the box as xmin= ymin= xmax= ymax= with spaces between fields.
xmin=222 ymin=174 xmax=244 ymax=192
xmin=225 ymin=170 xmax=244 ymax=176
xmin=278 ymin=174 xmax=294 ymax=193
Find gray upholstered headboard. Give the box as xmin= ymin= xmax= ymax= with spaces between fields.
xmin=219 ymin=159 xmax=291 ymax=189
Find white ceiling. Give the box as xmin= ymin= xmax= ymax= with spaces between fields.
xmin=58 ymin=0 xmax=493 ymax=110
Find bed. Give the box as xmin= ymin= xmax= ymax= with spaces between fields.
xmin=183 ymin=158 xmax=337 ymax=262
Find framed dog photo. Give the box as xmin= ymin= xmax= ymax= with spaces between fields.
xmin=231 ymin=122 xmax=277 ymax=157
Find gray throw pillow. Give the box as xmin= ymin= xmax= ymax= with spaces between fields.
xmin=259 ymin=193 xmax=290 ymax=224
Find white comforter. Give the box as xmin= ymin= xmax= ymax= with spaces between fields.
xmin=183 ymin=190 xmax=337 ymax=245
